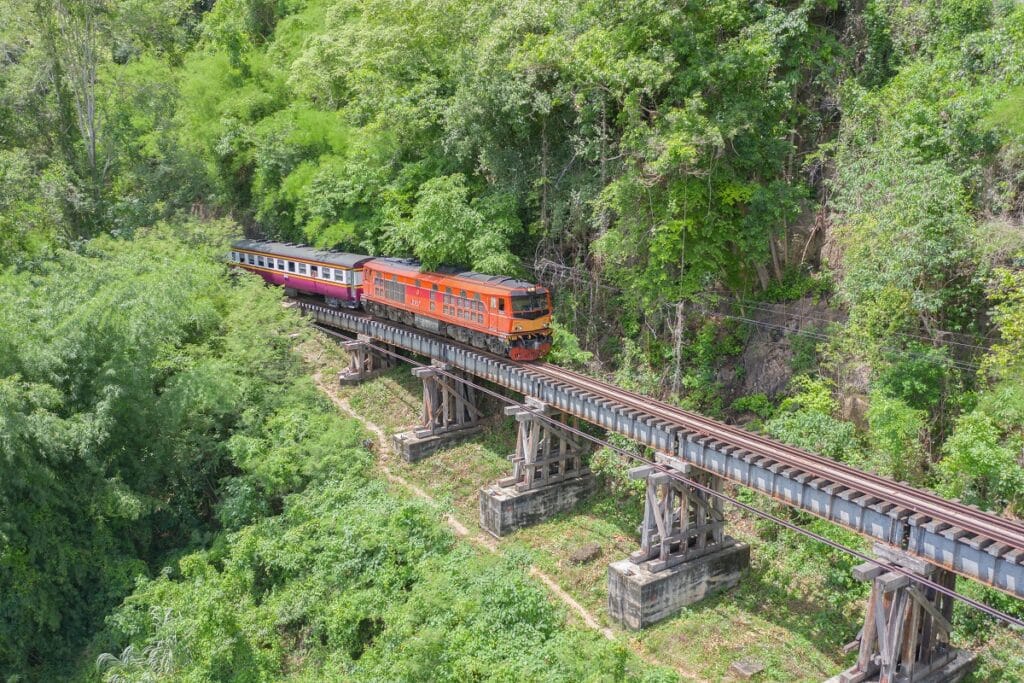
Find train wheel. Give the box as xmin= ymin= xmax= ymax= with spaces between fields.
xmin=486 ymin=337 xmax=505 ymax=356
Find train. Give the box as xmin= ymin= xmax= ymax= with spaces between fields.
xmin=229 ymin=239 xmax=553 ymax=360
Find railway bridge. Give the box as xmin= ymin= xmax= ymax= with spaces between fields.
xmin=297 ymin=300 xmax=1024 ymax=683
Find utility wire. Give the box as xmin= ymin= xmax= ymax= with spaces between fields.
xmin=313 ymin=322 xmax=1024 ymax=630
xmin=702 ymin=294 xmax=993 ymax=353
xmin=701 ymin=310 xmax=983 ymax=373
xmin=528 ymin=258 xmax=995 ymax=356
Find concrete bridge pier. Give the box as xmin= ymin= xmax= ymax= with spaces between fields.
xmin=608 ymin=460 xmax=749 ymax=629
xmin=338 ymin=334 xmax=396 ymax=385
xmin=393 ymin=360 xmax=484 ymax=461
xmin=828 ymin=544 xmax=974 ymax=683
xmin=479 ymin=397 xmax=596 ymax=537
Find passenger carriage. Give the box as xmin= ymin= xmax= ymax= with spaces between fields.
xmin=229 ymin=239 xmax=373 ymax=307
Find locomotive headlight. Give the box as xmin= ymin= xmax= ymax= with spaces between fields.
xmin=515 ymin=325 xmax=523 ymax=331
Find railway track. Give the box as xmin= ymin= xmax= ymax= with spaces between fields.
xmin=525 ymin=361 xmax=1024 ymax=554
xmin=297 ymin=300 xmax=1024 ymax=595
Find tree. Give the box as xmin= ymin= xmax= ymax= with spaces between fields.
xmin=390 ymin=174 xmax=521 ymax=273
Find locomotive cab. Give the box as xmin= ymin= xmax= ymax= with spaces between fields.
xmin=510 ymin=290 xmax=550 ymax=320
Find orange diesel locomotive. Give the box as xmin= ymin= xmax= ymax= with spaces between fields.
xmin=361 ymin=258 xmax=552 ymax=360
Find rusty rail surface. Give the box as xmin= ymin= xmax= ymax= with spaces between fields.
xmin=296 ymin=300 xmax=1024 ymax=599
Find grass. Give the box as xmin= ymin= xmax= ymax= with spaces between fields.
xmin=306 ymin=330 xmax=1024 ymax=682
xmin=390 ymin=418 xmax=513 ymax=523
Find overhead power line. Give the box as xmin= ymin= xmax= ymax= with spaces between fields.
xmin=313 ymin=323 xmax=1024 ymax=631
xmin=528 ymin=258 xmax=995 ymax=359
xmin=702 ymin=310 xmax=983 ymax=373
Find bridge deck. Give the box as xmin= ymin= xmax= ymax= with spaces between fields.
xmin=297 ymin=301 xmax=1024 ymax=600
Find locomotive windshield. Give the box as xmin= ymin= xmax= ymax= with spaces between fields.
xmin=511 ymin=293 xmax=549 ymax=319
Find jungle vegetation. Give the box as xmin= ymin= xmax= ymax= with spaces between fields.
xmin=1 ymin=0 xmax=1023 ymax=679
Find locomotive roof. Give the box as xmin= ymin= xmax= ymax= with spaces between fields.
xmin=370 ymin=258 xmax=543 ymax=292
xmin=232 ymin=239 xmax=373 ymax=268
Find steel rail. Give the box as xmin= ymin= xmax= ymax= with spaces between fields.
xmin=527 ymin=361 xmax=1024 ymax=549
xmin=293 ymin=300 xmax=1024 ymax=595
xmin=313 ymin=323 xmax=1024 ymax=630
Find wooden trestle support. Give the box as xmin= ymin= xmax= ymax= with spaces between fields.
xmin=833 ymin=546 xmax=973 ymax=683
xmin=606 ymin=460 xmax=748 ymax=629
xmin=628 ymin=462 xmax=727 ymax=570
xmin=478 ymin=397 xmax=596 ymax=537
xmin=498 ymin=397 xmax=589 ymax=492
xmin=413 ymin=361 xmax=482 ymax=437
xmin=393 ymin=360 xmax=484 ymax=461
xmin=337 ymin=334 xmax=395 ymax=384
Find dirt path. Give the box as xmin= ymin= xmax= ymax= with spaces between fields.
xmin=302 ymin=338 xmax=704 ymax=680
xmin=310 ymin=365 xmax=614 ymax=637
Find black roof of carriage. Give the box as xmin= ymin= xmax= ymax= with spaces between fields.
xmin=370 ymin=257 xmax=541 ymax=291
xmin=232 ymin=239 xmax=374 ymax=268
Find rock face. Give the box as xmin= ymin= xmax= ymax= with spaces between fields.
xmin=722 ymin=297 xmax=845 ymax=402
xmin=569 ymin=542 xmax=602 ymax=565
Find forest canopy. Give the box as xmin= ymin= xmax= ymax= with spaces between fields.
xmin=2 ymin=0 xmax=1024 ymax=679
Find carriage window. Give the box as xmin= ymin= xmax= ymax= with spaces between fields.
xmin=310 ymin=265 xmax=318 ymax=277
xmin=298 ymin=263 xmax=308 ymax=275
xmin=259 ymin=256 xmax=267 ymax=267
xmin=287 ymin=261 xmax=296 ymax=273
xmin=321 ymin=267 xmax=331 ymax=279
xmin=498 ymin=298 xmax=505 ymax=312
xmin=278 ymin=259 xmax=286 ymax=270
xmin=335 ymin=270 xmax=346 ymax=283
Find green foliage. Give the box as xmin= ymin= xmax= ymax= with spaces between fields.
xmin=589 ymin=435 xmax=648 ymax=500
xmin=0 ymin=228 xmax=301 ymax=676
xmin=4 ymin=0 xmax=1024 ymax=674
xmin=92 ymin=388 xmax=663 ymax=682
xmin=832 ymin=147 xmax=982 ymax=325
xmin=760 ymin=267 xmax=832 ymax=304
xmin=0 ymin=148 xmax=65 ymax=264
xmin=766 ymin=376 xmax=860 ymax=461
xmin=730 ymin=393 xmax=773 ymax=420
xmin=547 ymin=320 xmax=594 ymax=369
xmin=389 ymin=174 xmax=520 ymax=273
xmin=936 ymin=410 xmax=1024 ymax=515
xmin=873 ymin=344 xmax=953 ymax=413
xmin=861 ymin=393 xmax=928 ymax=484
xmin=984 ymin=85 xmax=1024 ymax=136
xmin=984 ymin=262 xmax=1024 ymax=381
xmin=788 ymin=327 xmax=824 ymax=376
